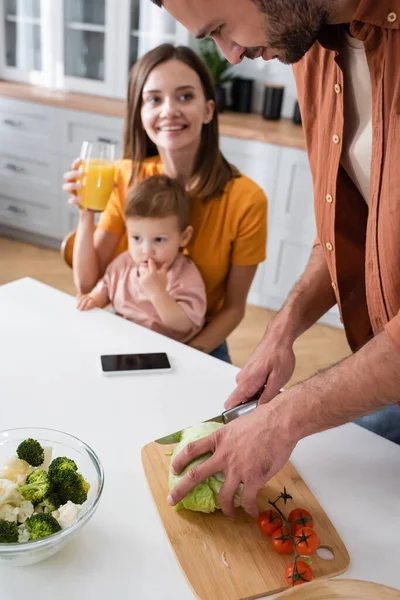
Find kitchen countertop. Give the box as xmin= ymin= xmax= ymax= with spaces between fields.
xmin=0 ymin=277 xmax=399 ymax=599
xmin=0 ymin=80 xmax=306 ymax=150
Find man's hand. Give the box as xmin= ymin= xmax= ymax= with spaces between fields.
xmin=139 ymin=259 xmax=168 ymax=298
xmin=225 ymin=320 xmax=296 ymax=409
xmin=226 ymin=245 xmax=337 ymax=409
xmin=167 ymin=400 xmax=297 ymax=519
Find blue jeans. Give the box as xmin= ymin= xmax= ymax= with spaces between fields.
xmin=209 ymin=340 xmax=232 ymax=364
xmin=355 ymin=405 xmax=400 ymax=445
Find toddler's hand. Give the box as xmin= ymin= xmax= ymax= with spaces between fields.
xmin=139 ymin=259 xmax=168 ymax=297
xmin=76 ymin=294 xmax=96 ymax=311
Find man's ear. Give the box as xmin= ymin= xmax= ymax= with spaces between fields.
xmin=180 ymin=225 xmax=194 ymax=247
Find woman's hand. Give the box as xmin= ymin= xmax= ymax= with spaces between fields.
xmin=62 ymin=158 xmax=82 ymax=206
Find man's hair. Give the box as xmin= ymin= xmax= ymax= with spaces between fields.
xmin=150 ymin=0 xmax=162 ymax=5
xmin=125 ymin=175 xmax=190 ymax=231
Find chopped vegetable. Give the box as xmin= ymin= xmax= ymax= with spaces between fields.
xmin=25 ymin=513 xmax=61 ymax=540
xmin=19 ymin=469 xmax=50 ymax=504
xmin=56 ymin=470 xmax=90 ymax=505
xmin=221 ymin=552 xmax=229 ymax=567
xmin=0 ymin=438 xmax=89 ymax=543
xmin=0 ymin=519 xmax=18 ymax=543
xmin=16 ymin=439 xmax=45 ymax=467
xmin=48 ymin=457 xmax=77 ymax=484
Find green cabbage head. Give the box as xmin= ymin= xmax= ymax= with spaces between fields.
xmin=168 ymin=421 xmax=242 ymax=513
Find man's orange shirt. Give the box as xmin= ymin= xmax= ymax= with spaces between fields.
xmin=293 ymin=0 xmax=400 ymax=352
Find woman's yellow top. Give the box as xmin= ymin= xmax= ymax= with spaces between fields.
xmin=98 ymin=157 xmax=267 ymax=318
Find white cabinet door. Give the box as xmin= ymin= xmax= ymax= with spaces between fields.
xmin=115 ymin=0 xmax=191 ymax=99
xmin=220 ymin=135 xmax=280 ymax=307
xmin=60 ymin=109 xmax=124 ymax=159
xmin=52 ymin=0 xmax=119 ymax=97
xmin=262 ymin=147 xmax=341 ymax=327
xmin=0 ymin=97 xmax=58 ymax=149
xmin=263 ymin=147 xmax=316 ymax=312
xmin=0 ymin=0 xmax=53 ymax=85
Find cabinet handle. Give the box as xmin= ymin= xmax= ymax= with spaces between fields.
xmin=3 ymin=119 xmax=23 ymax=128
xmin=7 ymin=204 xmax=27 ymax=215
xmin=5 ymin=162 xmax=25 ymax=173
xmin=97 ymin=136 xmax=118 ymax=145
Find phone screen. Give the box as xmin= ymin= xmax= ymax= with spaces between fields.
xmin=101 ymin=353 xmax=171 ymax=372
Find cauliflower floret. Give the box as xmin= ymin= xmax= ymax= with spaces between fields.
xmin=52 ymin=501 xmax=81 ymax=529
xmin=16 ymin=501 xmax=34 ymax=524
xmin=42 ymin=446 xmax=53 ymax=471
xmin=15 ymin=473 xmax=28 ymax=486
xmin=0 ymin=503 xmax=19 ymax=523
xmin=0 ymin=457 xmax=30 ymax=484
xmin=0 ymin=479 xmax=21 ymax=507
xmin=18 ymin=524 xmax=30 ymax=544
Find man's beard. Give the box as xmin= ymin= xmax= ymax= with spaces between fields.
xmin=249 ymin=0 xmax=330 ymax=64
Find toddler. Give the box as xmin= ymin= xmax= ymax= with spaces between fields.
xmin=77 ymin=175 xmax=207 ymax=343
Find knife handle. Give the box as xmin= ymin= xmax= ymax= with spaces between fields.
xmin=222 ymin=388 xmax=284 ymax=424
xmin=222 ymin=398 xmax=259 ymax=424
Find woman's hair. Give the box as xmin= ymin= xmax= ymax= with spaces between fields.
xmin=124 ymin=174 xmax=190 ymax=231
xmin=123 ymin=44 xmax=239 ymax=202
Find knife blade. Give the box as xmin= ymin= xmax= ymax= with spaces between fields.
xmin=154 ymin=391 xmax=264 ymax=445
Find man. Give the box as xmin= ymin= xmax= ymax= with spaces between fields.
xmin=151 ymin=0 xmax=400 ymax=518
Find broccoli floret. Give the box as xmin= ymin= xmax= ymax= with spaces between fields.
xmin=48 ymin=457 xmax=77 ymax=484
xmin=56 ymin=470 xmax=90 ymax=505
xmin=19 ymin=469 xmax=50 ymax=504
xmin=16 ymin=438 xmax=44 ymax=467
xmin=0 ymin=519 xmax=18 ymax=543
xmin=37 ymin=490 xmax=62 ymax=513
xmin=25 ymin=513 xmax=61 ymax=540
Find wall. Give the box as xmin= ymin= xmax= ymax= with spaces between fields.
xmin=230 ymin=57 xmax=298 ymax=119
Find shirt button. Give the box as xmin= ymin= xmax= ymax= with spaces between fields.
xmin=388 ymin=12 xmax=397 ymax=22
xmin=334 ymin=83 xmax=342 ymax=94
xmin=326 ymin=194 xmax=333 ymax=203
xmin=331 ymin=281 xmax=337 ymax=291
xmin=326 ymin=242 xmax=333 ymax=251
xmin=332 ymin=134 xmax=340 ymax=144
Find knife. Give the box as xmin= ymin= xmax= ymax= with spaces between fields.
xmin=155 ymin=392 xmax=263 ymax=445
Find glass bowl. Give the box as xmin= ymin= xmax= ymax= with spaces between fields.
xmin=0 ymin=427 xmax=104 ymax=567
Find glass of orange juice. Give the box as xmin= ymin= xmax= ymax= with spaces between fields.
xmin=78 ymin=140 xmax=116 ymax=212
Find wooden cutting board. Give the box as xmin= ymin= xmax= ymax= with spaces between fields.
xmin=276 ymin=579 xmax=400 ymax=599
xmin=142 ymin=440 xmax=350 ymax=600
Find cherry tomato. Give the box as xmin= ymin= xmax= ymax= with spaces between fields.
xmin=285 ymin=560 xmax=313 ymax=586
xmin=288 ymin=508 xmax=314 ymax=534
xmin=258 ymin=509 xmax=283 ymax=536
xmin=294 ymin=526 xmax=319 ymax=555
xmin=271 ymin=527 xmax=294 ymax=554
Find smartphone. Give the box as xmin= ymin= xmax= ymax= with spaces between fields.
xmin=100 ymin=352 xmax=172 ymax=376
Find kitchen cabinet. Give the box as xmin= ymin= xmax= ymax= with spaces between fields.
xmin=0 ymin=0 xmax=53 ymax=86
xmin=0 ymin=0 xmax=191 ymax=98
xmin=220 ymin=136 xmax=341 ymax=327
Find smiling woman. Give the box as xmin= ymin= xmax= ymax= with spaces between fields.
xmin=62 ymin=44 xmax=267 ymax=361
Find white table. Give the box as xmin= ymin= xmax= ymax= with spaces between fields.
xmin=0 ymin=278 xmax=399 ymax=599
